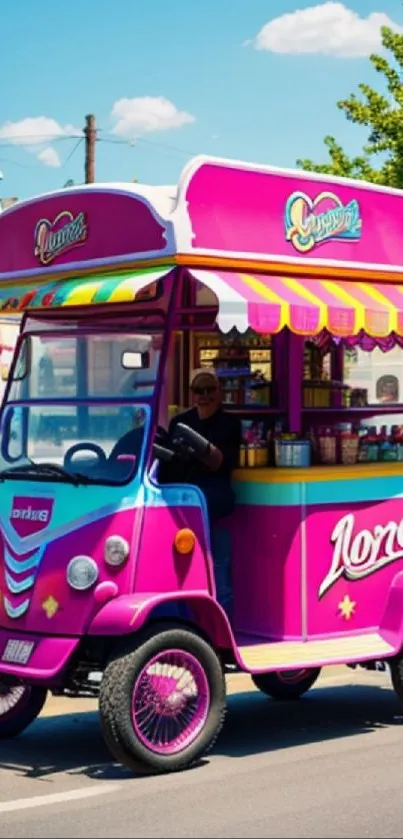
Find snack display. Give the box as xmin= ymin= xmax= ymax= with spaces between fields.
xmin=194 ymin=330 xmax=272 ymax=407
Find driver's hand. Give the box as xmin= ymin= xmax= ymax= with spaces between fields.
xmin=172 ymin=435 xmax=193 ymax=460
xmin=155 ymin=426 xmax=170 ymax=445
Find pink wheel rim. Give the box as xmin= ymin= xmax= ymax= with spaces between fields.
xmin=131 ymin=649 xmax=210 ymax=755
xmin=0 ymin=677 xmax=30 ymax=720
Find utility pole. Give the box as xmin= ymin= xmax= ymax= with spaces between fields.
xmin=84 ymin=114 xmax=96 ymax=183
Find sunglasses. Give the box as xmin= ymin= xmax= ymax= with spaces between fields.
xmin=192 ymin=385 xmax=218 ymax=396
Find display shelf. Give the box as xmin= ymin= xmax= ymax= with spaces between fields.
xmin=303 ymin=405 xmax=403 ymax=416
xmin=224 ymin=405 xmax=283 ymax=414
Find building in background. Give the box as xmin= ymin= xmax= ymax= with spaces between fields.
xmin=0 ymin=197 xmax=18 ymax=212
xmin=344 ymin=345 xmax=403 ymax=405
xmin=0 ymin=317 xmax=21 ymax=399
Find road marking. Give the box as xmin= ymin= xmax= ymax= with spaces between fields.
xmin=0 ymin=784 xmax=119 ymax=814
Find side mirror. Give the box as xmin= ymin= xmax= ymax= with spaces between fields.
xmin=121 ymin=350 xmax=150 ymax=370
xmin=1 ymin=406 xmax=24 ymax=463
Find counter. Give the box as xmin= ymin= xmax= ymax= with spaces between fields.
xmin=232 ymin=462 xmax=403 ymax=507
xmin=233 ymin=463 xmax=403 ymax=484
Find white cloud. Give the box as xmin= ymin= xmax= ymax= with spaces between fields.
xmin=0 ymin=116 xmax=73 ymax=145
xmin=111 ymin=96 xmax=195 ymax=139
xmin=0 ymin=116 xmax=82 ymax=167
xmin=37 ymin=147 xmax=61 ymax=168
xmin=251 ymin=2 xmax=403 ymax=58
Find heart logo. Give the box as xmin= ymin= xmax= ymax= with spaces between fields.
xmin=34 ymin=211 xmax=87 ymax=265
xmin=284 ymin=190 xmax=362 ymax=254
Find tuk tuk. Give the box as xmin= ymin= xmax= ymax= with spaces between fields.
xmin=1 ymin=157 xmax=403 ymax=774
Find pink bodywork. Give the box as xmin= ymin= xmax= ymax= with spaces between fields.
xmin=230 ymin=505 xmax=303 ymax=639
xmin=0 ymin=498 xmax=233 ymax=683
xmin=228 ymin=492 xmax=403 ymax=657
xmin=3 ymin=476 xmax=403 ymax=682
xmin=181 ymin=159 xmax=403 ymax=273
xmin=0 ymin=189 xmax=173 ymax=281
xmin=305 ymin=499 xmax=403 ymax=637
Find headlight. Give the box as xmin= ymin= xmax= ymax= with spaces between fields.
xmin=67 ymin=556 xmax=99 ymax=591
xmin=104 ymin=535 xmax=130 ymax=567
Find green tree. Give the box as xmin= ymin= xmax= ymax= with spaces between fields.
xmin=297 ymin=25 xmax=403 ymax=187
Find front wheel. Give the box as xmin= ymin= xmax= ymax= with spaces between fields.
xmin=99 ymin=623 xmax=226 ymax=775
xmin=252 ymin=667 xmax=321 ymax=700
xmin=0 ymin=677 xmax=47 ymax=737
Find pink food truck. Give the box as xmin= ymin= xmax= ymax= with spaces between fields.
xmin=1 ymin=156 xmax=403 ymax=774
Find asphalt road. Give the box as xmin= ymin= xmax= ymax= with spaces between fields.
xmin=1 ymin=668 xmax=403 ymax=838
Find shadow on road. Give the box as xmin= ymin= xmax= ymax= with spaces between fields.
xmin=0 ymin=679 xmax=402 ymax=782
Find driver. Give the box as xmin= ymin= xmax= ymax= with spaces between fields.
xmin=160 ymin=369 xmax=242 ymax=524
xmin=159 ymin=370 xmax=242 ymax=621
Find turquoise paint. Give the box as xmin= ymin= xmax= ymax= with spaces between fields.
xmin=233 ymin=475 xmax=403 ymax=507
xmin=234 ymin=480 xmax=303 ymax=507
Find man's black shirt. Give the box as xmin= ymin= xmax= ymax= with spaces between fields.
xmin=162 ymin=407 xmax=242 ymax=487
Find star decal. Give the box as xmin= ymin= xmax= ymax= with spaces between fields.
xmin=338 ymin=594 xmax=356 ymax=620
xmin=42 ymin=595 xmax=59 ymax=619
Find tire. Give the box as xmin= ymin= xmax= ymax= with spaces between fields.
xmin=389 ymin=656 xmax=403 ymax=702
xmin=252 ymin=667 xmax=321 ymax=700
xmin=99 ymin=622 xmax=226 ymax=775
xmin=0 ymin=677 xmax=47 ymax=738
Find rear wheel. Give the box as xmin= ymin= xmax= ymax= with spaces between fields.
xmin=0 ymin=676 xmax=47 ymax=737
xmin=99 ymin=623 xmax=226 ymax=775
xmin=389 ymin=655 xmax=403 ymax=702
xmin=252 ymin=667 xmax=321 ymax=700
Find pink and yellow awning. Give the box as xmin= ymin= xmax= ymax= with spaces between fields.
xmin=191 ymin=269 xmax=403 ymax=337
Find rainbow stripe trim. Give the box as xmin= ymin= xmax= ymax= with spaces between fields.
xmin=0 ymin=266 xmax=174 ymax=313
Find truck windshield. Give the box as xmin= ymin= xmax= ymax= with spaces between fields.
xmin=0 ymin=329 xmax=161 ymax=485
xmin=0 ymin=401 xmax=150 ymax=485
xmin=8 ymin=329 xmax=163 ymax=402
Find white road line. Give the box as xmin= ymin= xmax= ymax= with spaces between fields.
xmin=0 ymin=784 xmax=119 ymax=814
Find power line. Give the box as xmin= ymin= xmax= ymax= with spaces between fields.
xmin=0 ymin=113 xmax=204 ymax=183
xmin=62 ymin=137 xmax=84 ymax=167
xmin=0 ymin=130 xmax=197 ymax=159
xmin=0 ymin=134 xmax=82 ymax=146
xmin=99 ymin=134 xmax=199 ymax=159
xmin=0 ymin=156 xmax=42 ymax=170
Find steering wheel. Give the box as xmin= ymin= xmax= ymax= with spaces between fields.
xmin=64 ymin=442 xmax=107 ymax=471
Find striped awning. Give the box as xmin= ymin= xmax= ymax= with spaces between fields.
xmin=0 ymin=266 xmax=174 ymax=314
xmin=3 ymin=264 xmax=403 ymax=340
xmin=190 ymin=269 xmax=403 ymax=337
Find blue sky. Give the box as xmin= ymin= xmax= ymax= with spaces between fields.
xmin=1 ymin=0 xmax=402 ymax=199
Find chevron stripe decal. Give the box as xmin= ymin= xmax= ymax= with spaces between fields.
xmin=4 ymin=596 xmax=30 ymax=619
xmin=4 ymin=570 xmax=36 ymax=594
xmin=4 ymin=545 xmax=43 ymax=575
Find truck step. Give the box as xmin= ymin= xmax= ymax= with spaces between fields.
xmin=237 ymin=632 xmax=395 ymax=672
